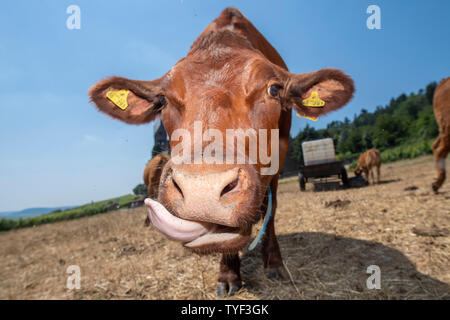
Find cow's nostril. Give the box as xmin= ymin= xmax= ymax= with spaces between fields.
xmin=172 ymin=177 xmax=184 ymax=198
xmin=220 ymin=177 xmax=239 ymax=198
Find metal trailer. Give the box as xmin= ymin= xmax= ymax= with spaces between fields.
xmin=298 ymin=161 xmax=348 ymax=191
xmin=298 ymin=138 xmax=348 ymax=191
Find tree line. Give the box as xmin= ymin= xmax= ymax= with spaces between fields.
xmin=281 ymin=81 xmax=439 ymax=174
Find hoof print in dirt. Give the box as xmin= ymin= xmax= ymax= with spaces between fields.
xmin=412 ymin=225 xmax=449 ymax=237
xmin=324 ymin=199 xmax=351 ymax=209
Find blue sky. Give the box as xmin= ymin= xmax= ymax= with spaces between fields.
xmin=1 ymin=0 xmax=449 ymax=211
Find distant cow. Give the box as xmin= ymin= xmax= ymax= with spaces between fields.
xmin=432 ymin=77 xmax=450 ymax=193
xmin=354 ymin=149 xmax=381 ymax=184
xmin=143 ymin=153 xmax=170 ymax=226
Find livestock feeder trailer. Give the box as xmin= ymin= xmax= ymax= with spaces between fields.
xmin=298 ymin=138 xmax=349 ymax=191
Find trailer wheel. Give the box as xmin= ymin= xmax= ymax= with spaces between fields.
xmin=299 ymin=173 xmax=306 ymax=191
xmin=340 ymin=167 xmax=349 ymax=187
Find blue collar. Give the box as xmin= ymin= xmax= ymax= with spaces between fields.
xmin=248 ymin=187 xmax=272 ymax=251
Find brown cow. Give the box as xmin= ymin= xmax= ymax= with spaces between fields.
xmin=143 ymin=153 xmax=170 ymax=226
xmin=143 ymin=153 xmax=170 ymax=199
xmin=354 ymin=149 xmax=381 ymax=185
xmin=89 ymin=7 xmax=354 ymax=296
xmin=432 ymin=77 xmax=450 ymax=193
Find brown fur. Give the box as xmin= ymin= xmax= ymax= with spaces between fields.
xmin=354 ymin=149 xmax=382 ymax=185
xmin=88 ymin=7 xmax=355 ymax=295
xmin=431 ymin=77 xmax=450 ymax=193
xmin=143 ymin=154 xmax=170 ymax=226
xmin=143 ymin=154 xmax=170 ymax=199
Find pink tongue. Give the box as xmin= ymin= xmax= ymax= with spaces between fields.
xmin=144 ymin=198 xmax=209 ymax=242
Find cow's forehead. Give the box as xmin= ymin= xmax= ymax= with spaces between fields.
xmin=164 ymin=49 xmax=277 ymax=97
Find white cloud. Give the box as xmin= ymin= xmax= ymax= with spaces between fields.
xmin=84 ymin=134 xmax=101 ymax=143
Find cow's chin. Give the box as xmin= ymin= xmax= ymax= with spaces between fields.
xmin=183 ymin=226 xmax=251 ymax=254
xmin=144 ymin=198 xmax=252 ymax=254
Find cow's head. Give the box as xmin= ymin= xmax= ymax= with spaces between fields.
xmin=354 ymin=165 xmax=364 ymax=177
xmin=89 ymin=8 xmax=354 ymax=254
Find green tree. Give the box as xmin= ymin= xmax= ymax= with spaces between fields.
xmin=410 ymin=106 xmax=439 ymax=139
xmin=133 ymin=184 xmax=148 ymax=196
xmin=425 ymin=81 xmax=437 ymax=104
xmin=372 ymin=114 xmax=408 ymax=150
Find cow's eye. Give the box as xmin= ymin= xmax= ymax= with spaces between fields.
xmin=159 ymin=95 xmax=167 ymax=106
xmin=268 ymin=85 xmax=280 ymax=98
xmin=154 ymin=95 xmax=168 ymax=113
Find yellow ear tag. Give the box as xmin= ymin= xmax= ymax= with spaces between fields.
xmin=302 ymin=91 xmax=325 ymax=107
xmin=296 ymin=113 xmax=318 ymax=121
xmin=106 ymin=90 xmax=130 ymax=110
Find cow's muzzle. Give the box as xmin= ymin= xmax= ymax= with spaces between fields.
xmin=148 ymin=162 xmax=261 ymax=252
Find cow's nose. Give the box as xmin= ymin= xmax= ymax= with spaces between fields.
xmin=172 ymin=167 xmax=240 ymax=200
xmin=163 ymin=167 xmax=249 ymax=227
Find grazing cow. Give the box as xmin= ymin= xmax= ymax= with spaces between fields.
xmin=431 ymin=77 xmax=450 ymax=193
xmin=354 ymin=149 xmax=381 ymax=185
xmin=143 ymin=153 xmax=170 ymax=226
xmin=89 ymin=7 xmax=354 ymax=296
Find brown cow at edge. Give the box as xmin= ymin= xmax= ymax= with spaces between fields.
xmin=89 ymin=7 xmax=354 ymax=296
xmin=143 ymin=154 xmax=170 ymax=199
xmin=143 ymin=153 xmax=170 ymax=226
xmin=432 ymin=77 xmax=450 ymax=193
xmin=354 ymin=148 xmax=382 ymax=185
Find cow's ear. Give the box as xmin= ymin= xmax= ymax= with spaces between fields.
xmin=88 ymin=77 xmax=165 ymax=124
xmin=284 ymin=68 xmax=354 ymax=118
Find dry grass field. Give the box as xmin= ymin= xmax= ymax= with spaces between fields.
xmin=0 ymin=156 xmax=449 ymax=300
